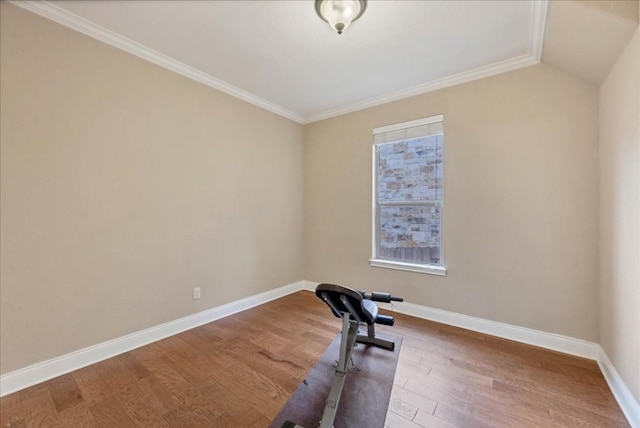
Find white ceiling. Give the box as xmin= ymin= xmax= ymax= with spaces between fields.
xmin=15 ymin=0 xmax=548 ymax=123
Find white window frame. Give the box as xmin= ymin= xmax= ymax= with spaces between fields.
xmin=369 ymin=115 xmax=447 ymax=276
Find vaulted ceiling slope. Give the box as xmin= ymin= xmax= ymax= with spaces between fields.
xmin=10 ymin=1 xmax=638 ymax=124
xmin=543 ymin=0 xmax=638 ymax=85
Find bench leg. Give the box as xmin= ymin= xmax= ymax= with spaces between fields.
xmin=319 ymin=314 xmax=359 ymax=428
xmin=356 ymin=324 xmax=395 ymax=351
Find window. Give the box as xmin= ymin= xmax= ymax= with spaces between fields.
xmin=370 ymin=115 xmax=446 ymax=275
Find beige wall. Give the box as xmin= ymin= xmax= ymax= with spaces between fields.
xmin=0 ymin=3 xmax=304 ymax=374
xmin=599 ymin=27 xmax=640 ymax=403
xmin=304 ymin=64 xmax=600 ymax=341
xmin=3 ymin=0 xmax=629 ymax=388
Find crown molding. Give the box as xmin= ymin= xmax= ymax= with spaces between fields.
xmin=10 ymin=0 xmax=548 ymax=126
xmin=8 ymin=0 xmax=306 ymax=124
xmin=531 ymin=0 xmax=549 ymax=61
xmin=302 ymin=0 xmax=548 ymax=123
xmin=302 ymin=53 xmax=540 ymax=123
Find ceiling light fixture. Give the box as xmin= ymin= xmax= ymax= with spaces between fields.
xmin=315 ymin=0 xmax=367 ymax=35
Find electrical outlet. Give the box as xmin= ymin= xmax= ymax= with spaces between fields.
xmin=193 ymin=287 xmax=201 ymax=300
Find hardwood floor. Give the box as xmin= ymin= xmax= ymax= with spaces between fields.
xmin=0 ymin=291 xmax=629 ymax=427
xmin=384 ymin=313 xmax=629 ymax=428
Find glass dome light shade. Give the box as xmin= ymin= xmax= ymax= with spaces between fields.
xmin=315 ymin=0 xmax=367 ymax=35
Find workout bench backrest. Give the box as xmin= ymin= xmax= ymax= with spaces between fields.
xmin=315 ymin=283 xmax=379 ymax=326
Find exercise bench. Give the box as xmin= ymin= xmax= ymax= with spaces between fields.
xmin=282 ymin=283 xmax=403 ymax=428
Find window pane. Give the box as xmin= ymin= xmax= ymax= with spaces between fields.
xmin=378 ymin=204 xmax=441 ymax=265
xmin=377 ymin=135 xmax=443 ymax=203
xmin=372 ymin=115 xmax=444 ymax=271
xmin=435 ymin=134 xmax=443 ymax=202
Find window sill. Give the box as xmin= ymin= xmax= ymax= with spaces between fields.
xmin=369 ymin=259 xmax=447 ymax=276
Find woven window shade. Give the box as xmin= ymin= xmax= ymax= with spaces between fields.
xmin=373 ymin=116 xmax=442 ymax=145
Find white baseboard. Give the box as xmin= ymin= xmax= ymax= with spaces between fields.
xmin=385 ymin=301 xmax=599 ymax=359
xmin=3 ymin=279 xmax=637 ymax=428
xmin=300 ymin=279 xmax=318 ymax=292
xmin=304 ymin=281 xmax=599 ymax=359
xmin=597 ymin=346 xmax=640 ymax=427
xmin=0 ymin=280 xmax=305 ymax=397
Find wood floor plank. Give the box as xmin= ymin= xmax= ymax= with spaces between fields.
xmin=72 ymin=366 xmax=113 ymax=407
xmin=192 ymin=355 xmax=289 ymax=421
xmin=201 ymin=382 xmax=270 ymax=427
xmin=138 ymin=360 xmax=223 ymax=426
xmin=57 ymin=402 xmax=98 ymax=428
xmin=120 ymin=394 xmax=171 ymax=428
xmin=136 ymin=375 xmax=178 ymax=416
xmin=1 ymin=290 xmax=631 ymax=427
xmin=46 ymin=375 xmax=84 ymax=413
xmin=412 ymin=408 xmax=456 ymax=428
xmin=173 ymin=330 xmax=238 ymax=369
xmin=387 ymin=394 xmax=419 ymax=421
xmin=384 ymin=409 xmax=424 ymax=428
xmin=114 ymin=353 xmax=151 ymax=381
xmin=0 ymin=389 xmax=25 ymax=428
xmin=221 ymin=339 xmax=306 ymax=393
xmin=88 ymin=398 xmax=136 ymax=428
xmin=92 ymin=359 xmax=140 ymax=405
xmin=393 ymin=374 xmax=409 ymax=388
xmin=20 ymin=387 xmax=62 ymax=428
xmin=433 ymin=402 xmax=495 ymax=428
xmin=390 ymin=385 xmax=438 ymax=415
xmin=493 ymin=379 xmax=630 ymax=428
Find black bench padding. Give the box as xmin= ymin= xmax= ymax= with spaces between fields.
xmin=315 ymin=283 xmax=379 ymax=325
